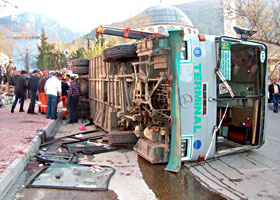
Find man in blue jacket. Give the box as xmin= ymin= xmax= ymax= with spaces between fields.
xmin=27 ymin=70 xmax=39 ymax=114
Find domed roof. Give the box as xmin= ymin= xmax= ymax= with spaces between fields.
xmin=138 ymin=5 xmax=194 ymax=27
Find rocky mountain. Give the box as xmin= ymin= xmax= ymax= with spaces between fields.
xmin=0 ymin=12 xmax=83 ymax=42
xmin=0 ymin=0 xmax=224 ymax=43
xmin=174 ymin=0 xmax=224 ymax=35
xmin=0 ymin=18 xmax=38 ymax=37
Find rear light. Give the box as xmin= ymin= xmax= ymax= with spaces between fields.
xmin=198 ymin=34 xmax=206 ymax=41
xmin=153 ymin=126 xmax=159 ymax=132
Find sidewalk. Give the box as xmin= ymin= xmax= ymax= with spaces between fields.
xmin=0 ymin=99 xmax=61 ymax=199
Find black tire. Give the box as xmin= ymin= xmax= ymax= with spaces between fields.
xmin=102 ymin=43 xmax=137 ymax=62
xmin=78 ymin=111 xmax=90 ymax=118
xmin=77 ymin=102 xmax=89 ymax=111
xmin=76 ymin=78 xmax=87 ymax=85
xmin=80 ymin=84 xmax=88 ymax=95
xmin=72 ymin=66 xmax=89 ymax=74
xmin=79 ymin=96 xmax=89 ymax=103
xmin=108 ymin=131 xmax=138 ymax=144
xmin=72 ymin=65 xmax=89 ymax=68
xmin=72 ymin=59 xmax=89 ymax=66
xmin=77 ymin=104 xmax=83 ymax=111
xmin=83 ymin=103 xmax=90 ymax=111
xmin=80 ymin=82 xmax=88 ymax=95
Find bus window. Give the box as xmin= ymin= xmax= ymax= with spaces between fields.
xmin=181 ymin=40 xmax=191 ymax=62
xmin=218 ymin=44 xmax=264 ymax=98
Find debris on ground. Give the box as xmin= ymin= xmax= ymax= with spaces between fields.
xmin=34 ymin=152 xmax=78 ymax=164
xmin=26 ymin=161 xmax=115 ymax=191
xmin=61 ymin=140 xmax=117 ymax=154
xmin=25 ymin=127 xmax=117 ymax=191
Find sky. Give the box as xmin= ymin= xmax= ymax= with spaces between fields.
xmin=0 ymin=0 xmax=200 ymax=33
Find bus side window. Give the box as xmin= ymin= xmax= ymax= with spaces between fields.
xmin=181 ymin=41 xmax=188 ymax=60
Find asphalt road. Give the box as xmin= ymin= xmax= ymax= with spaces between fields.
xmin=189 ymin=106 xmax=280 ymax=200
xmin=5 ymin=105 xmax=280 ymax=200
xmin=5 ymin=121 xmax=225 ymax=200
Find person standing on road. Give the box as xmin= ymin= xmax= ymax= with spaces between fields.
xmin=6 ymin=61 xmax=14 ymax=86
xmin=66 ymin=74 xmax=71 ymax=86
xmin=26 ymin=68 xmax=32 ymax=99
xmin=269 ymin=78 xmax=280 ymax=113
xmin=61 ymin=75 xmax=69 ymax=119
xmin=67 ymin=77 xmax=80 ymax=124
xmin=0 ymin=64 xmax=3 ymax=84
xmin=44 ymin=72 xmax=62 ymax=119
xmin=13 ymin=70 xmax=21 ymax=84
xmin=1 ymin=64 xmax=7 ymax=84
xmin=27 ymin=70 xmax=39 ymax=114
xmin=37 ymin=70 xmax=48 ymax=114
xmin=11 ymin=70 xmax=28 ymax=113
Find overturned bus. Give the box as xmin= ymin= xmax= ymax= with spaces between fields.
xmin=79 ymin=26 xmax=267 ymax=172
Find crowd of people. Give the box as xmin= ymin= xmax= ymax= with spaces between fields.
xmin=7 ymin=66 xmax=81 ymax=124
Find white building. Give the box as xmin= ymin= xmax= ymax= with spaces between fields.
xmin=135 ymin=4 xmax=199 ymax=35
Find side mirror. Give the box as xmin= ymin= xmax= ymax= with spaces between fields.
xmin=233 ymin=26 xmax=256 ymax=41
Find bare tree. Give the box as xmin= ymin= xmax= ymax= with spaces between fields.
xmin=0 ymin=0 xmax=18 ymax=8
xmin=223 ymin=0 xmax=280 ymax=78
xmin=14 ymin=38 xmax=37 ymax=70
xmin=223 ymin=0 xmax=280 ymax=46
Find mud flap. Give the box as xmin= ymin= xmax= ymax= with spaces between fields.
xmin=165 ymin=29 xmax=184 ymax=172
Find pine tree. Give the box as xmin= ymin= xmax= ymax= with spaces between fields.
xmin=37 ymin=27 xmax=53 ymax=70
xmin=38 ymin=28 xmax=48 ymax=51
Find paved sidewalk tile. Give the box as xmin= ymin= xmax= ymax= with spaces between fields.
xmin=0 ymin=100 xmax=51 ymax=174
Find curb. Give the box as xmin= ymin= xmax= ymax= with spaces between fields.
xmin=0 ymin=110 xmax=63 ymax=199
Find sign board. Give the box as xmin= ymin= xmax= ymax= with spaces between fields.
xmin=221 ymin=126 xmax=228 ymax=137
xmin=219 ymin=83 xmax=229 ymax=94
xmin=220 ymin=42 xmax=231 ymax=81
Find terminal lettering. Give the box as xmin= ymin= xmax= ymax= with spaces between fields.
xmin=194 ymin=64 xmax=202 ymax=133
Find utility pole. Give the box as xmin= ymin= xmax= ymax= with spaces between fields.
xmin=25 ymin=48 xmax=29 ymax=71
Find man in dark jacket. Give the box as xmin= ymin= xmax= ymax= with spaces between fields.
xmin=11 ymin=70 xmax=28 ymax=113
xmin=37 ymin=70 xmax=48 ymax=114
xmin=27 ymin=70 xmax=39 ymax=114
xmin=269 ymin=78 xmax=280 ymax=113
xmin=67 ymin=77 xmax=80 ymax=123
xmin=61 ymin=75 xmax=69 ymax=119
xmin=13 ymin=70 xmax=20 ymax=85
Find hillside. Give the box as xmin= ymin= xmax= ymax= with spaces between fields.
xmin=0 ymin=18 xmax=38 ymax=37
xmin=1 ymin=12 xmax=83 ymax=42
xmin=174 ymin=0 xmax=224 ymax=35
xmin=0 ymin=1 xmax=224 ymax=45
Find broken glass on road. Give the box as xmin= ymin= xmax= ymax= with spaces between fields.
xmin=27 ymin=162 xmax=115 ymax=191
xmin=34 ymin=152 xmax=78 ymax=164
xmin=61 ymin=140 xmax=117 ymax=154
